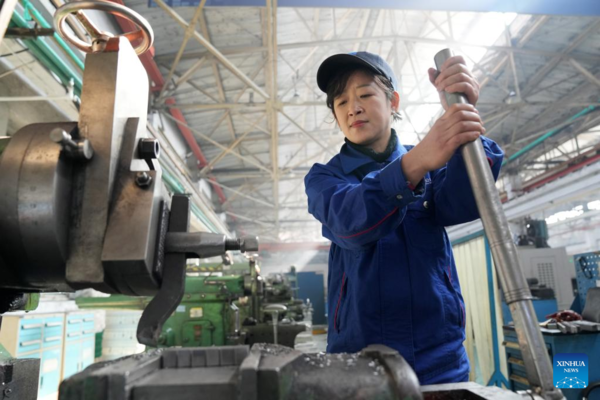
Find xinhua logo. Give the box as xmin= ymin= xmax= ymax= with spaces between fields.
xmin=553 ymin=353 xmax=588 ymax=389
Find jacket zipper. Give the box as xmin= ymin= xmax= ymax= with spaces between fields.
xmin=334 ymin=272 xmax=346 ymax=333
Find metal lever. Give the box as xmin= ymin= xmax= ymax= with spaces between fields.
xmin=137 ymin=199 xmax=260 ymax=347
xmin=434 ymin=49 xmax=562 ymax=400
xmin=137 ymin=194 xmax=189 ymax=347
xmin=264 ymin=304 xmax=287 ymax=345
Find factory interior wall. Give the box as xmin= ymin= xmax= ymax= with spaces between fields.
xmin=453 ymin=237 xmax=509 ymax=385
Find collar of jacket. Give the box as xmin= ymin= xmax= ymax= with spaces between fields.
xmin=339 ymin=129 xmax=408 ymax=175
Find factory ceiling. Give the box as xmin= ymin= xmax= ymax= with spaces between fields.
xmin=2 ymin=1 xmax=600 ymax=243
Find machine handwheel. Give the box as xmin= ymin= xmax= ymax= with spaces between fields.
xmin=53 ymin=0 xmax=154 ymax=55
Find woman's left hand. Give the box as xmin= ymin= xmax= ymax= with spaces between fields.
xmin=428 ymin=55 xmax=480 ymax=109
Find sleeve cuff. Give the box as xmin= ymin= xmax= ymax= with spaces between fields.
xmin=451 ymin=137 xmax=497 ymax=168
xmin=379 ymin=155 xmax=425 ymax=204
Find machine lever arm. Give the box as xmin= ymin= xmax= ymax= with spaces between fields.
xmin=434 ymin=48 xmax=562 ymax=400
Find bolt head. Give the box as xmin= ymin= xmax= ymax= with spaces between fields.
xmin=138 ymin=138 xmax=161 ymax=160
xmin=135 ymin=171 xmax=153 ymax=188
xmin=240 ymin=236 xmax=259 ymax=253
xmin=79 ymin=140 xmax=94 ymax=160
xmin=49 ymin=128 xmax=69 ymax=144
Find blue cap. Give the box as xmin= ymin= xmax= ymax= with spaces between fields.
xmin=316 ymin=51 xmax=399 ymax=93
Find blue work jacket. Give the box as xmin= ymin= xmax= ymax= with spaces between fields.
xmin=305 ymin=135 xmax=503 ymax=384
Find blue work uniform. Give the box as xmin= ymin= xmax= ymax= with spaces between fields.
xmin=304 ymin=134 xmax=503 ymax=384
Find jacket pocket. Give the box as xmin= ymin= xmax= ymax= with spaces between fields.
xmin=442 ymin=266 xmax=465 ymax=329
xmin=334 ymin=273 xmax=347 ymax=333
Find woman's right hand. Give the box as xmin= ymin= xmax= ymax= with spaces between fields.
xmin=401 ymin=103 xmax=485 ymax=184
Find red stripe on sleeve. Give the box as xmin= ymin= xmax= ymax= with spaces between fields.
xmin=337 ymin=207 xmax=399 ymax=239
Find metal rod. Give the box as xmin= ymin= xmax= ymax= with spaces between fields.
xmin=249 ymin=259 xmax=260 ymax=321
xmin=4 ymin=27 xmax=55 ymax=38
xmin=434 ymin=49 xmax=562 ymax=400
xmin=272 ymin=312 xmax=278 ymax=345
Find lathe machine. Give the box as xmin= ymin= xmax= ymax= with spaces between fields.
xmin=0 ymin=2 xmax=569 ymax=399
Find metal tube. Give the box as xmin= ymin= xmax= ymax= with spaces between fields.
xmin=230 ymin=303 xmax=240 ymax=335
xmin=250 ymin=259 xmax=260 ymax=321
xmin=271 ymin=311 xmax=279 ymax=345
xmin=434 ymin=49 xmax=562 ymax=400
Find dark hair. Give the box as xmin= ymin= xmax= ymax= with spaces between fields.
xmin=325 ymin=67 xmax=401 ymax=122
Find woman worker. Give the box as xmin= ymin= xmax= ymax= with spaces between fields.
xmin=304 ymin=51 xmax=503 ymax=384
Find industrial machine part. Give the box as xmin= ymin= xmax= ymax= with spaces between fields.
xmin=516 ymin=219 xmax=549 ymax=248
xmin=59 ymin=344 xmax=424 ymax=400
xmin=583 ymin=288 xmax=600 ymax=323
xmin=526 ymin=279 xmax=555 ymax=300
xmin=435 ymin=49 xmax=562 ymax=400
xmin=243 ymin=323 xmax=305 ymax=349
xmin=263 ymin=304 xmax=287 ymax=345
xmin=0 ymin=343 xmax=40 ymax=400
xmin=0 ymin=359 xmax=40 ymax=400
xmin=249 ymin=258 xmax=263 ymax=321
xmin=59 ymin=343 xmax=536 ymax=400
xmin=517 ymin=247 xmax=573 ymax=310
xmin=53 ymin=0 xmax=154 ymax=55
xmin=157 ymin=275 xmax=248 ymax=347
xmin=76 ymin=264 xmax=306 ymax=349
xmin=0 ymin=0 xmax=257 ymax=350
xmin=517 ymin=218 xmax=550 ymax=249
xmin=263 ymin=269 xmax=304 ymax=322
xmin=571 ymin=320 xmax=600 ymax=332
xmin=573 ymin=252 xmax=600 ymax=313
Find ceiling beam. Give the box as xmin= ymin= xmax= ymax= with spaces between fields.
xmin=153 ymin=0 xmax=270 ymax=100
xmin=520 ymin=20 xmax=600 ymax=98
xmin=569 ymin=59 xmax=600 ymax=89
xmin=266 ymin=0 xmax=280 ymax=239
xmin=277 ymin=33 xmax=600 ymax=63
xmin=155 ymin=46 xmax=267 ymax=63
xmin=156 ymin=0 xmax=207 ymax=102
xmin=160 ymin=111 xmax=273 ymax=174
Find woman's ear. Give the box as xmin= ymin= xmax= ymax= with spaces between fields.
xmin=391 ymin=91 xmax=400 ymax=112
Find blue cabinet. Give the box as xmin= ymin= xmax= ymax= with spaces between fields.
xmin=63 ymin=341 xmax=82 ymax=379
xmin=61 ymin=312 xmax=95 ymax=380
xmin=40 ymin=348 xmax=62 ymax=398
xmin=0 ymin=313 xmax=65 ymax=399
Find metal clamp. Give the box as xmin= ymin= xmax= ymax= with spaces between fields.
xmin=53 ymin=0 xmax=154 ymax=55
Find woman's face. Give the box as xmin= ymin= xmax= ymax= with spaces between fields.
xmin=333 ymin=70 xmax=399 ymax=152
